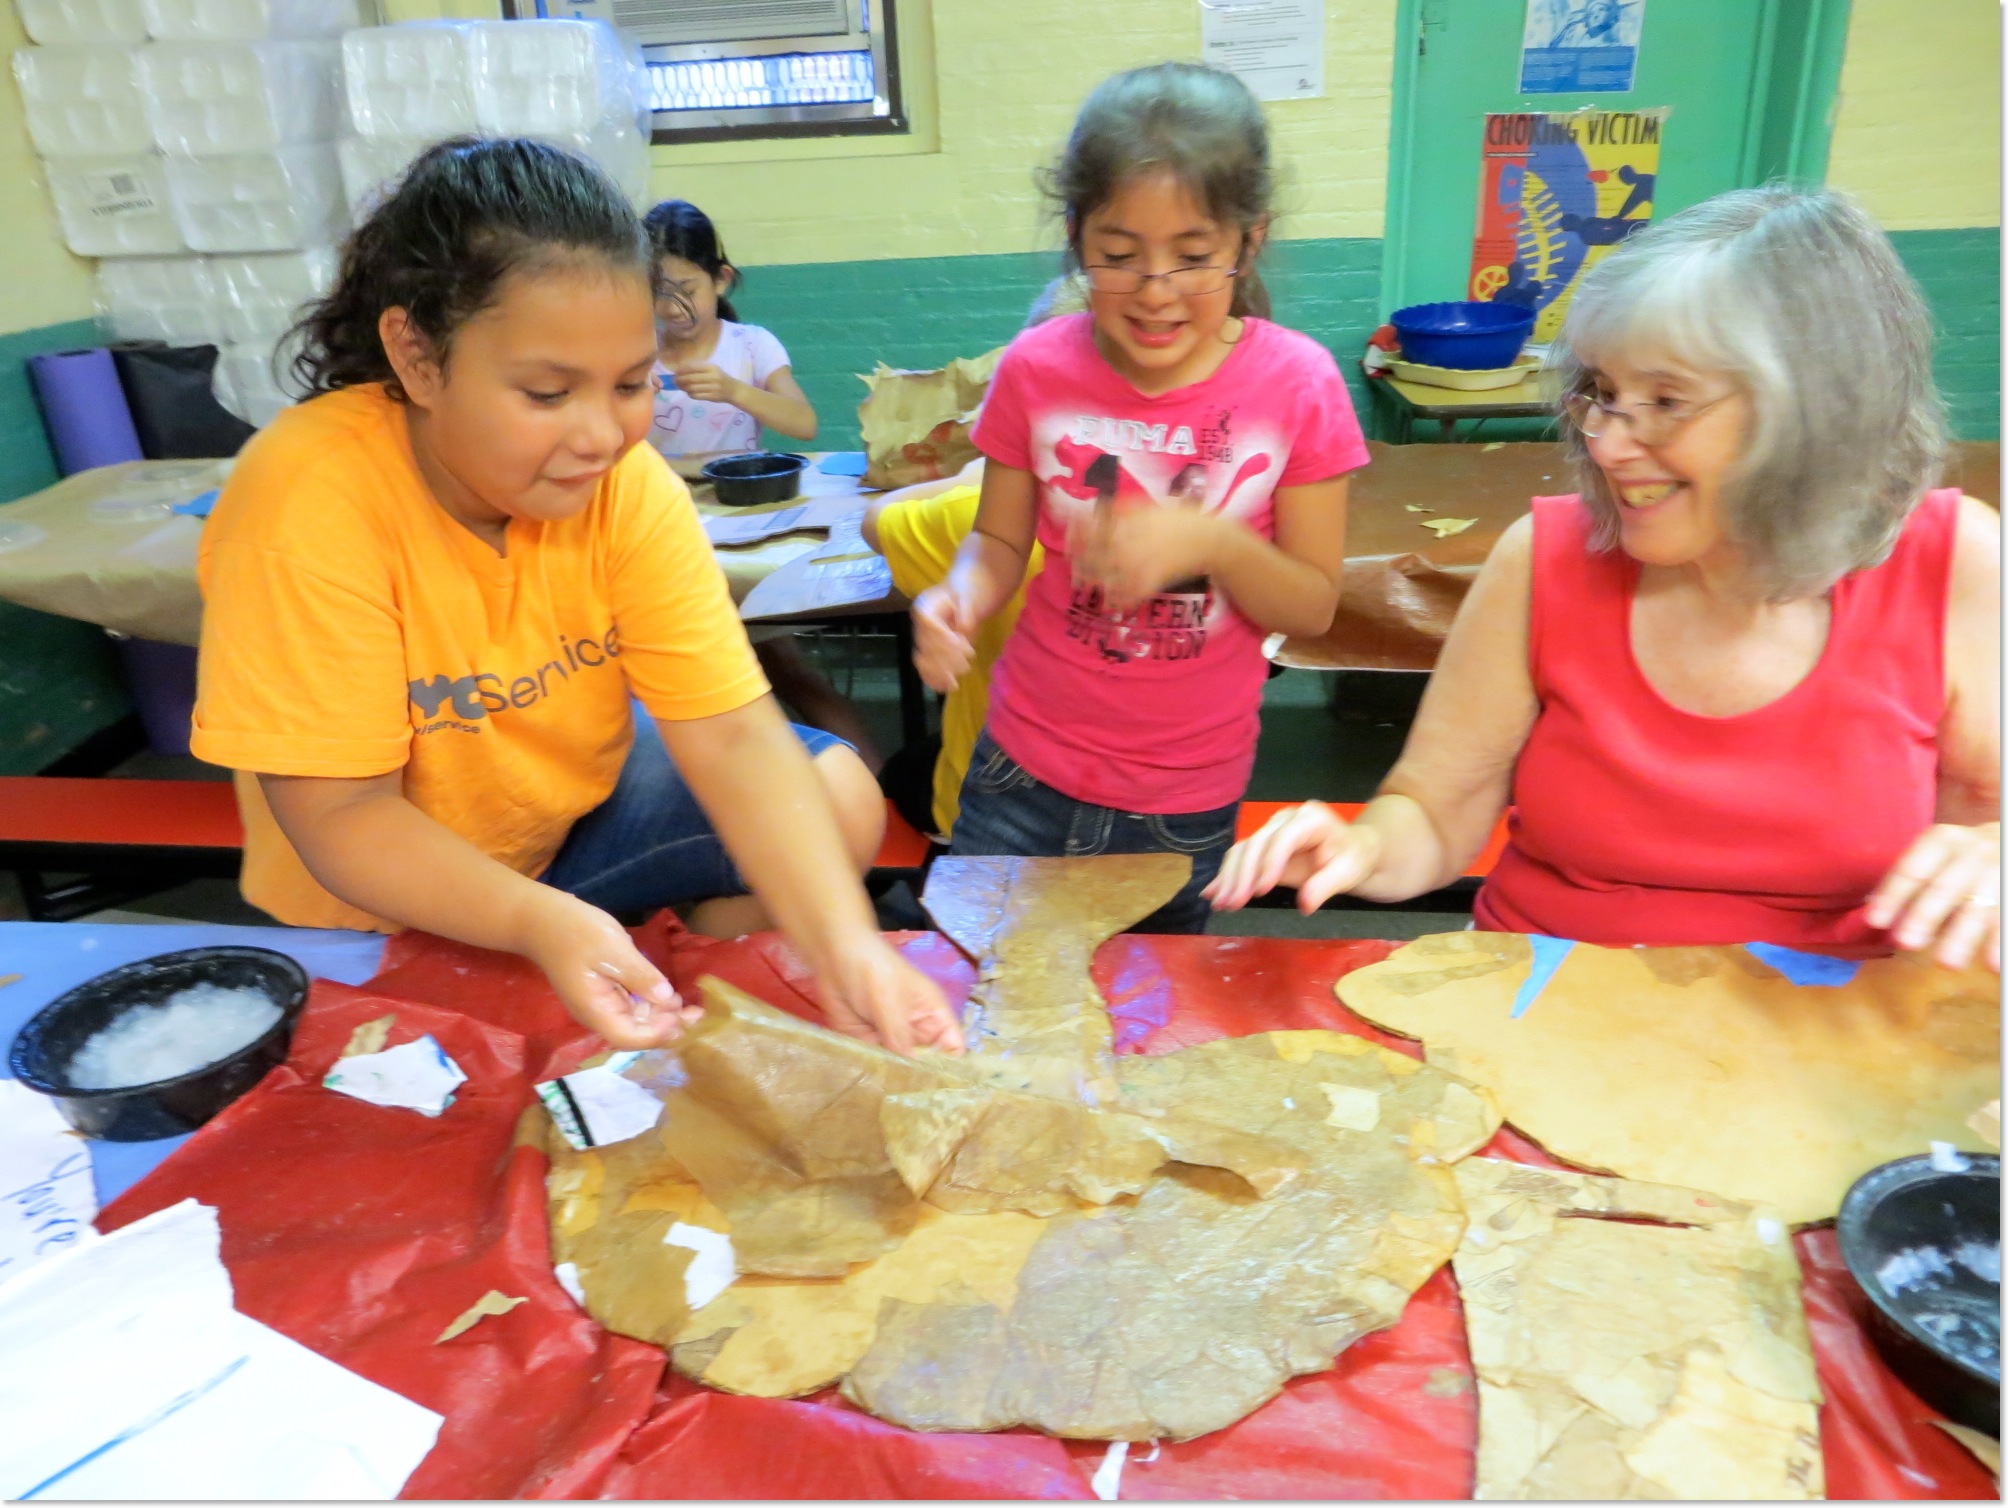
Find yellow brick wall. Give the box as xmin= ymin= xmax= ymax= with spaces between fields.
xmin=1826 ymin=0 xmax=2001 ymax=230
xmin=3 ymin=0 xmax=2000 ymax=336
xmin=647 ymin=0 xmax=1399 ymax=267
xmin=0 ymin=3 xmax=97 ymax=333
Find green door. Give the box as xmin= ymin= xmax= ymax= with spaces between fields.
xmin=1382 ymin=0 xmax=1852 ymax=316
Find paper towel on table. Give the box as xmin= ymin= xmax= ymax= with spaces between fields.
xmin=0 ymin=1199 xmax=441 ymax=1500
xmin=537 ymin=1052 xmax=662 ymax=1150
xmin=322 ymin=1035 xmax=466 ymax=1117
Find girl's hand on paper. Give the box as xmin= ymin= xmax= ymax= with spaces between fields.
xmin=522 ymin=890 xmax=700 ymax=1047
xmin=814 ymin=932 xmax=965 ymax=1056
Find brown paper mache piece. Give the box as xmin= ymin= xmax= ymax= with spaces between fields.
xmin=1453 ymin=1157 xmax=1823 ymax=1500
xmin=544 ymin=855 xmax=1502 ymax=1442
xmin=1338 ymin=932 xmax=2000 ymax=1224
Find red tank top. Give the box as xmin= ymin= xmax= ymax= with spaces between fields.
xmin=1475 ymin=489 xmax=1958 ymax=954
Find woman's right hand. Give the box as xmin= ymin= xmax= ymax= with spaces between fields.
xmin=1204 ymin=801 xmax=1384 ymax=913
xmin=912 ymin=584 xmax=977 ymax=693
xmin=519 ymin=889 xmax=702 ymax=1049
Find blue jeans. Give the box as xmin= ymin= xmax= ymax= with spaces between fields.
xmin=541 ymin=709 xmax=844 ymax=913
xmin=948 ymin=731 xmax=1238 ymax=935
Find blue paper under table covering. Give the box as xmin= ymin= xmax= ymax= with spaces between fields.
xmin=27 ymin=348 xmax=146 ymax=476
xmin=0 ymin=922 xmax=388 ymax=1207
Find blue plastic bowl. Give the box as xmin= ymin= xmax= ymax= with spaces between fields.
xmin=1390 ymin=301 xmax=1536 ymax=371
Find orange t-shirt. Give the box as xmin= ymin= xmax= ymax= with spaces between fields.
xmin=191 ymin=384 xmax=768 ymax=932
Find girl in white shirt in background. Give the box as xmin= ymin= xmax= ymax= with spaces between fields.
xmin=644 ymin=199 xmax=882 ymax=766
xmin=644 ymin=199 xmax=818 ymax=455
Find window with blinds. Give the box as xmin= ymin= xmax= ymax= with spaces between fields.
xmin=513 ymin=0 xmax=904 ymax=143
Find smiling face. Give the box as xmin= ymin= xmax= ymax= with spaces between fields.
xmin=656 ymin=253 xmax=730 ymax=342
xmin=1077 ymin=170 xmax=1255 ymax=391
xmin=388 ymin=258 xmax=661 ymax=534
xmin=1581 ymin=353 xmax=1750 ymax=570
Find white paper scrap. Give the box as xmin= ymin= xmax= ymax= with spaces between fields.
xmin=1091 ymin=1439 xmax=1129 ymax=1500
xmin=553 ymin=1261 xmax=587 ymax=1308
xmin=1930 ymin=1141 xmax=1973 ymax=1173
xmin=704 ymin=503 xmax=812 ymax=547
xmin=1199 ymin=0 xmax=1325 ymax=102
xmin=810 ymin=514 xmax=871 ymax=563
xmin=664 ymin=1222 xmax=735 ymax=1309
xmin=703 ymin=492 xmax=861 ymax=548
xmin=0 ymin=1199 xmax=441 ymax=1501
xmin=1320 ymin=1082 xmax=1382 ymax=1132
xmin=0 ymin=1079 xmax=97 ymax=1288
xmin=322 ymin=1035 xmax=466 ymax=1118
xmin=536 ymin=1059 xmax=663 ymax=1151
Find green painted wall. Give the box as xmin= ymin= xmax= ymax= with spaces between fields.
xmin=0 ymin=318 xmax=133 ymax=773
xmin=734 ymin=237 xmax=1386 ymax=452
xmin=1891 ymin=227 xmax=2001 ymax=441
xmin=735 ymin=228 xmax=1997 ymax=450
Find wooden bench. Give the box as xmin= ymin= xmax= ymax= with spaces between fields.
xmin=0 ymin=778 xmax=1500 ymax=922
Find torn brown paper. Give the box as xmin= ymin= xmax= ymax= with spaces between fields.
xmin=435 ymin=1289 xmax=526 ymax=1343
xmin=340 ymin=1015 xmax=395 ymax=1059
xmin=546 ymin=858 xmax=1500 ymax=1441
xmin=1930 ymin=1419 xmax=2001 ymax=1478
xmin=844 ymin=1029 xmax=1500 ymax=1440
xmin=1968 ymin=1100 xmax=2000 ymax=1151
xmin=1339 ymin=933 xmax=2000 ymax=1223
xmin=857 ymin=350 xmax=1003 ymax=489
xmin=924 ymin=853 xmax=1188 ymax=1100
xmin=1453 ymin=1158 xmax=1823 ymax=1500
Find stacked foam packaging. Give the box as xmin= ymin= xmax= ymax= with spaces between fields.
xmin=340 ymin=21 xmax=651 ymax=214
xmin=13 ymin=5 xmax=650 ymax=430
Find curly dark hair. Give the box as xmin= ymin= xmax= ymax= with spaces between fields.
xmin=287 ymin=137 xmax=656 ymax=400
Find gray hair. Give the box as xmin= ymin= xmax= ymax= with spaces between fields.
xmin=1547 ymin=185 xmax=1946 ymax=599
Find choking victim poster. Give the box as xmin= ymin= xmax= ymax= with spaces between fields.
xmin=1467 ymin=109 xmax=1666 ymax=343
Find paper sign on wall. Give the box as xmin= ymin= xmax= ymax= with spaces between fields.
xmin=1199 ymin=0 xmax=1324 ymax=103
xmin=1467 ymin=108 xmax=1666 ymax=343
xmin=1519 ymin=0 xmax=1645 ymax=94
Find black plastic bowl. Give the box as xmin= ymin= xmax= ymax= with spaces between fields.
xmin=700 ymin=451 xmax=810 ymax=507
xmin=8 ymin=946 xmax=310 ymax=1141
xmin=1838 ymin=1152 xmax=2000 ymax=1435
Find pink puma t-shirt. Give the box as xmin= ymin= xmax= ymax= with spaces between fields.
xmin=971 ymin=314 xmax=1368 ymax=814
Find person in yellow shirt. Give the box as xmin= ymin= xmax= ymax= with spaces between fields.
xmin=864 ymin=458 xmax=1041 ymax=841
xmin=192 ymin=138 xmax=960 ymax=1056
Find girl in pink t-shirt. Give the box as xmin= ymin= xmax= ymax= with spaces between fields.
xmin=911 ymin=62 xmax=1369 ymax=932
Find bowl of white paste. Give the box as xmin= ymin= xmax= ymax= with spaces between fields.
xmin=8 ymin=947 xmax=309 ymax=1141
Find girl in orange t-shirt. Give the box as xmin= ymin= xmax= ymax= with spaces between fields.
xmin=191 ymin=138 xmax=960 ymax=1056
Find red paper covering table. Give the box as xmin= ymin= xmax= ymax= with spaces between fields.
xmin=97 ymin=923 xmax=1994 ymax=1500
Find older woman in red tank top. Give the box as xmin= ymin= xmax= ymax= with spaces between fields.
xmin=1209 ymin=187 xmax=2000 ymax=971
